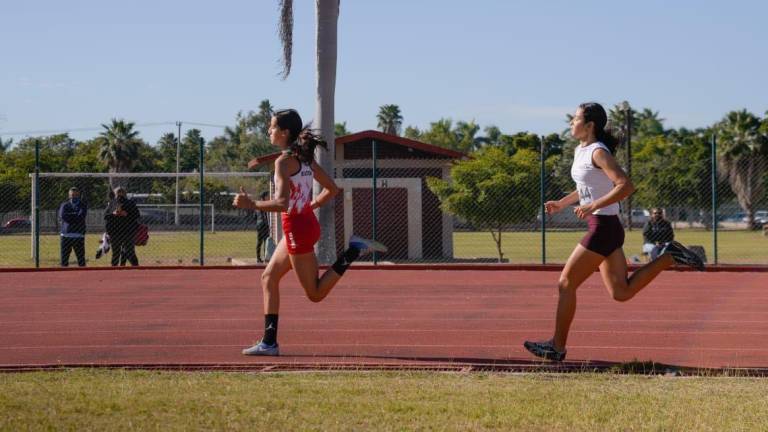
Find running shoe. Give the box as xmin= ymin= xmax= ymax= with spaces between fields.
xmin=242 ymin=340 xmax=280 ymax=356
xmin=523 ymin=339 xmax=567 ymax=361
xmin=661 ymin=241 xmax=705 ymax=271
xmin=349 ymin=235 xmax=388 ymax=255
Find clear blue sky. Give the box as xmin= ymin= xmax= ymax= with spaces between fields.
xmin=1 ymin=0 xmax=766 ymax=145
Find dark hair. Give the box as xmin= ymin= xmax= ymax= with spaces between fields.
xmin=579 ymin=102 xmax=619 ymax=153
xmin=273 ymin=109 xmax=328 ymax=164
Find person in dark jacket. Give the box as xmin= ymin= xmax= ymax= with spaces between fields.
xmin=255 ymin=191 xmax=271 ymax=263
xmin=104 ymin=186 xmax=140 ymax=266
xmin=642 ymin=208 xmax=674 ymax=260
xmin=59 ymin=187 xmax=88 ymax=267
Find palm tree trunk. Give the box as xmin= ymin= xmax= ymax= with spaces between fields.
xmin=314 ymin=0 xmax=339 ymax=263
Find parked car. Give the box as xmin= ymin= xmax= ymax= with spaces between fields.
xmin=1 ymin=218 xmax=31 ymax=234
xmin=627 ymin=208 xmax=650 ymax=227
xmin=721 ymin=212 xmax=746 ymax=223
xmin=743 ymin=210 xmax=768 ymax=226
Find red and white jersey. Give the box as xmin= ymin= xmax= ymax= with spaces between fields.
xmin=279 ymin=162 xmax=314 ymax=216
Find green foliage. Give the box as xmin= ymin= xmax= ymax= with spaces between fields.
xmin=377 ymin=104 xmax=403 ymax=135
xmin=98 ymin=119 xmax=141 ymax=176
xmin=335 ymin=121 xmax=350 ymax=137
xmin=156 ymin=132 xmax=179 ymax=173
xmin=403 ymin=125 xmax=421 ymax=140
xmin=181 ymin=129 xmax=205 ymax=172
xmin=427 ymin=147 xmax=540 ymax=261
xmin=716 ymin=110 xmax=768 ymax=228
xmin=409 ymin=118 xmax=482 ymax=153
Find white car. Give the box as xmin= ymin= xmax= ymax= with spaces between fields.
xmin=629 ymin=208 xmax=650 ymax=225
xmin=742 ymin=210 xmax=768 ymax=225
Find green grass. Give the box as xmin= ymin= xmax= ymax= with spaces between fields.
xmin=455 ymin=229 xmax=768 ymax=264
xmin=1 ymin=228 xmax=766 ymax=267
xmin=1 ymin=370 xmax=767 ymax=431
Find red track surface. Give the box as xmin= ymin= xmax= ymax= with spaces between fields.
xmin=1 ymin=269 xmax=767 ymax=373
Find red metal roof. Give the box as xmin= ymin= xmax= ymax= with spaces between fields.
xmin=248 ymin=130 xmax=466 ymax=170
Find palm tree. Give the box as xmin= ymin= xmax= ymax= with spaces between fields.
xmin=717 ymin=110 xmax=768 ymax=230
xmin=157 ymin=132 xmax=178 ymax=172
xmin=98 ymin=118 xmax=141 ymax=189
xmin=335 ymin=121 xmax=350 ymax=137
xmin=377 ymin=104 xmax=403 ymax=135
xmin=277 ymin=0 xmax=339 ymax=263
xmin=635 ymin=108 xmax=665 ymax=137
xmin=0 ymin=137 xmax=12 ymax=153
xmin=454 ymin=120 xmax=481 ymax=152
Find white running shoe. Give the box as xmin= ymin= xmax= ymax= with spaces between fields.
xmin=349 ymin=235 xmax=388 ymax=255
xmin=242 ymin=340 xmax=279 ymax=356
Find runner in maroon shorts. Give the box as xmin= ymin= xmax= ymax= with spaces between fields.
xmin=233 ymin=109 xmax=386 ymax=356
xmin=523 ymin=102 xmax=704 ymax=361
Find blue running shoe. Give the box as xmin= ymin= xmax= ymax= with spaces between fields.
xmin=349 ymin=235 xmax=388 ymax=255
xmin=523 ymin=339 xmax=566 ymax=362
xmin=242 ymin=340 xmax=279 ymax=356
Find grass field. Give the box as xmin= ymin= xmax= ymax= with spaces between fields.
xmin=1 ymin=228 xmax=766 ymax=267
xmin=1 ymin=370 xmax=767 ymax=431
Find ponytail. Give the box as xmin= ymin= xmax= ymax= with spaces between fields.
xmin=290 ymin=127 xmax=328 ymax=164
xmin=274 ymin=109 xmax=328 ymax=163
xmin=579 ymin=102 xmax=619 ymax=154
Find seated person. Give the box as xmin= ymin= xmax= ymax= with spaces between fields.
xmin=642 ymin=208 xmax=674 ymax=260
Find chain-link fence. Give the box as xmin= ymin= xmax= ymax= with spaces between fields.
xmin=1 ymin=133 xmax=766 ymax=268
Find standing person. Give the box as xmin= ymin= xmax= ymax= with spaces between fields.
xmin=95 ymin=189 xmax=115 ymax=260
xmin=233 ymin=108 xmax=386 ymax=356
xmin=58 ymin=187 xmax=88 ymax=267
xmin=255 ymin=191 xmax=271 ymax=263
xmin=104 ymin=187 xmax=140 ymax=266
xmin=642 ymin=208 xmax=675 ymax=261
xmin=523 ymin=102 xmax=704 ymax=362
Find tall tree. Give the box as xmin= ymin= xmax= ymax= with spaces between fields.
xmin=477 ymin=125 xmax=502 ymax=147
xmin=635 ymin=108 xmax=665 ymax=137
xmin=403 ymin=125 xmax=421 ymax=140
xmin=376 ymin=104 xmax=403 ymax=135
xmin=427 ymin=147 xmax=540 ymax=262
xmin=181 ymin=129 xmax=205 ymax=172
xmin=454 ymin=121 xmax=481 ymax=152
xmin=157 ymin=132 xmax=179 ymax=173
xmin=419 ymin=118 xmax=458 ymax=149
xmin=335 ymin=121 xmax=350 ymax=137
xmin=98 ymin=119 xmax=140 ymax=188
xmin=0 ymin=137 xmax=12 ymax=153
xmin=717 ymin=110 xmax=768 ymax=229
xmin=277 ymin=0 xmax=339 ymax=262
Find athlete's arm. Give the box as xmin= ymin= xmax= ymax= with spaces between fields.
xmin=559 ymin=190 xmax=581 ymax=207
xmin=586 ymin=148 xmax=635 ymax=211
xmin=309 ymin=161 xmax=339 ymax=210
xmin=235 ymin=156 xmax=291 ymax=211
xmin=545 ymin=190 xmax=579 ymax=214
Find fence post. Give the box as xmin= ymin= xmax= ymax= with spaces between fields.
xmin=34 ymin=139 xmax=40 ymax=268
xmin=372 ymin=139 xmax=378 ymax=265
xmin=199 ymin=137 xmax=205 ymax=266
xmin=711 ymin=134 xmax=718 ymax=265
xmin=540 ymin=136 xmax=546 ymax=265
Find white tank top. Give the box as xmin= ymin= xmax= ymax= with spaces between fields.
xmin=570 ymin=142 xmax=620 ymax=215
xmin=278 ymin=161 xmax=314 ymax=216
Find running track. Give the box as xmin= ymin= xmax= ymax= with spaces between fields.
xmin=1 ymin=268 xmax=767 ymax=373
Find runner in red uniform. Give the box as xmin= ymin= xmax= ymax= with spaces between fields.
xmin=233 ymin=109 xmax=386 ymax=356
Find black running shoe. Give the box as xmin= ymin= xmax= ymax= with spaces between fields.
xmin=661 ymin=241 xmax=705 ymax=271
xmin=523 ymin=339 xmax=567 ymax=362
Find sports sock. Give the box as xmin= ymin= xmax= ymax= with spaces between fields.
xmin=331 ymin=247 xmax=361 ymax=276
xmin=263 ymin=314 xmax=279 ymax=345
